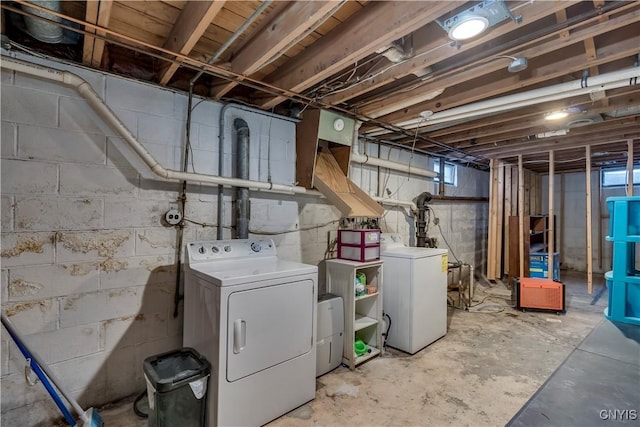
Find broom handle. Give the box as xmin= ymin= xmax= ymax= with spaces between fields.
xmin=1 ymin=312 xmax=88 ymax=421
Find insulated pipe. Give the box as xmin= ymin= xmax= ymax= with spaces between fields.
xmin=351 ymin=142 xmax=438 ymax=179
xmin=1 ymin=57 xmax=307 ymax=194
xmin=422 ymin=67 xmax=640 ymax=121
xmin=367 ymin=66 xmax=640 ymax=132
xmin=235 ymin=118 xmax=250 ymax=239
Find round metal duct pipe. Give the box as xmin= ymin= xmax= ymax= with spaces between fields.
xmin=22 ymin=1 xmax=63 ymax=44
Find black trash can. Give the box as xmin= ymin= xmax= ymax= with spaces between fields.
xmin=143 ymin=347 xmax=211 ymax=427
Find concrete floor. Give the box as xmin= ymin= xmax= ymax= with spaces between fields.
xmin=98 ymin=270 xmax=607 ymax=427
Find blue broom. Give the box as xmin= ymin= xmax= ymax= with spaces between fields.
xmin=1 ymin=312 xmax=104 ymax=427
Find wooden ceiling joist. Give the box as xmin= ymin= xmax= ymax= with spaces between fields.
xmin=158 ymin=0 xmax=226 ymax=86
xmin=361 ymin=8 xmax=640 ymax=124
xmin=324 ymin=0 xmax=578 ymax=106
xmin=257 ymin=0 xmax=465 ymax=109
xmin=212 ymin=1 xmax=342 ymax=99
xmin=82 ymin=0 xmax=113 ymax=68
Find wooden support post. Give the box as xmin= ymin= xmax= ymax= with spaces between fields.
xmin=627 ymin=139 xmax=634 ymax=197
xmin=497 ymin=161 xmax=505 ymax=278
xmin=487 ymin=159 xmax=498 ymax=279
xmin=549 ymin=150 xmax=555 ymax=280
xmin=504 ymin=165 xmax=513 ymax=277
xmin=597 ymin=168 xmax=603 ymax=270
xmin=586 ymin=146 xmax=593 ymax=294
xmin=518 ymin=155 xmax=525 ymax=278
xmin=560 ymin=173 xmax=565 ymax=267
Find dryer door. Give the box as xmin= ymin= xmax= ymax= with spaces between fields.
xmin=226 ymin=279 xmax=314 ymax=382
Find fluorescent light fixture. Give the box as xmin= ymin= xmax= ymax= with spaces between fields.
xmin=448 ymin=15 xmax=489 ymax=41
xmin=545 ymin=110 xmax=569 ymax=121
xmin=536 ymin=129 xmax=567 ymax=138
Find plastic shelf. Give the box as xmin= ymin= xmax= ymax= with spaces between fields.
xmin=354 ymin=314 xmax=378 ymax=331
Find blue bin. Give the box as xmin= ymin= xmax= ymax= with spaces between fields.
xmin=607 ymin=197 xmax=640 ymax=240
xmin=605 ymin=271 xmax=640 ymax=326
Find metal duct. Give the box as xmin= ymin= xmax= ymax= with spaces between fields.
xmin=22 ymin=1 xmax=63 ymax=44
xmin=415 ymin=191 xmax=432 ymax=247
xmin=234 ymin=118 xmax=250 ymax=239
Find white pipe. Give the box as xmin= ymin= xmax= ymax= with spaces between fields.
xmin=2 ymin=56 xmax=422 ymax=213
xmin=365 ymin=66 xmax=640 ymax=134
xmin=1 ymin=56 xmax=307 ymax=194
xmin=417 ymin=78 xmax=639 ymax=126
xmin=351 ymin=143 xmax=438 ymax=178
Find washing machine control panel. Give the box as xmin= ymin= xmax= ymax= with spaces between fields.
xmin=187 ymin=238 xmax=276 ymax=262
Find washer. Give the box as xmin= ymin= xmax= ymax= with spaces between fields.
xmin=184 ymin=238 xmax=317 ymax=427
xmin=380 ymin=234 xmax=448 ymax=354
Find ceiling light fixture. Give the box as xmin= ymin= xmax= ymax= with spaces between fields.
xmin=500 ymin=55 xmax=528 ymax=73
xmin=437 ymin=0 xmax=522 ymax=42
xmin=448 ymin=15 xmax=489 ymax=41
xmin=545 ymin=110 xmax=569 ymax=121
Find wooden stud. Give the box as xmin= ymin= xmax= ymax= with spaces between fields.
xmin=560 ymin=172 xmax=565 ymax=267
xmin=586 ymin=145 xmax=593 ymax=294
xmin=524 ymin=169 xmax=531 ymax=215
xmin=518 ymin=155 xmax=525 ymax=278
xmin=504 ymin=165 xmax=513 ymax=276
xmin=597 ymin=167 xmax=603 ymax=271
xmin=487 ymin=159 xmax=496 ymax=279
xmin=627 ymin=139 xmax=634 ymax=197
xmin=497 ymin=161 xmax=505 ymax=278
xmin=548 ymin=150 xmax=555 ymax=279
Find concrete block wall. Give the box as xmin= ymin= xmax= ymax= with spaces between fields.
xmin=0 ymin=51 xmax=339 ymax=426
xmin=542 ymin=171 xmax=639 ymax=274
xmin=351 ymin=142 xmax=489 ymax=270
xmin=1 ymin=51 xmax=489 ymax=425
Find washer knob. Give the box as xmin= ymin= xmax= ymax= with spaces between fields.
xmin=224 ymin=245 xmax=231 ymax=253
xmin=251 ymin=242 xmax=262 ymax=253
xmin=198 ymin=246 xmax=206 ymax=254
xmin=211 ymin=246 xmax=219 ymax=253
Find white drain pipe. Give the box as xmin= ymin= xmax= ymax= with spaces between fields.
xmin=351 ymin=143 xmax=438 ymax=178
xmin=1 ymin=56 xmax=307 ymax=194
xmin=1 ymin=56 xmax=425 ymax=211
xmin=366 ymin=66 xmax=640 ymax=133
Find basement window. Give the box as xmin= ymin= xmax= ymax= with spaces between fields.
xmin=601 ymin=167 xmax=640 ymax=188
xmin=433 ymin=159 xmax=457 ymax=186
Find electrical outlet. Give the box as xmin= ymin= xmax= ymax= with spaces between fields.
xmin=165 ymin=209 xmax=182 ymax=225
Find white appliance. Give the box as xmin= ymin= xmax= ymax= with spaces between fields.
xmin=184 ymin=239 xmax=317 ymax=427
xmin=380 ymin=233 xmax=448 ymax=354
xmin=316 ymin=293 xmax=344 ymax=377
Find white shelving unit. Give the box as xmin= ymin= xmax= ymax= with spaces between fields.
xmin=325 ymin=259 xmax=383 ymax=370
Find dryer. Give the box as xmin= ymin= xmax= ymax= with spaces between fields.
xmin=184 ymin=239 xmax=317 ymax=427
xmin=380 ymin=234 xmax=448 ymax=354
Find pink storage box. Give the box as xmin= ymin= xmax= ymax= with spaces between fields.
xmin=337 ymin=229 xmax=381 ymax=262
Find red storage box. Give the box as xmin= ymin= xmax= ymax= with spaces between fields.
xmin=516 ymin=277 xmax=565 ymax=313
xmin=337 ymin=229 xmax=381 ymax=262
